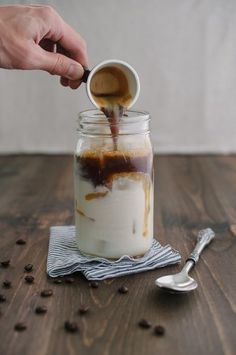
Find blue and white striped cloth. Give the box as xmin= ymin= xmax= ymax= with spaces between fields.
xmin=47 ymin=226 xmax=181 ymax=280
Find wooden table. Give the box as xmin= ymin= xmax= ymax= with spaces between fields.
xmin=0 ymin=155 xmax=235 ymax=355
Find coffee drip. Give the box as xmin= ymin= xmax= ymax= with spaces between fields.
xmin=90 ymin=66 xmax=132 ymax=150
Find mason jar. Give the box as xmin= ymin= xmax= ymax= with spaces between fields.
xmin=74 ymin=109 xmax=154 ymax=259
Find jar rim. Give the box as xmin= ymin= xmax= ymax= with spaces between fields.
xmin=78 ymin=109 xmax=150 ymax=125
xmin=78 ymin=109 xmax=150 ymax=135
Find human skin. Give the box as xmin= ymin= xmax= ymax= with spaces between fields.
xmin=0 ymin=4 xmax=88 ymax=89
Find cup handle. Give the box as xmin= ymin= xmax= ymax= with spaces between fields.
xmin=81 ymin=69 xmax=91 ymax=83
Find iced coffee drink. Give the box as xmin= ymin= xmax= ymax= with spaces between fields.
xmin=74 ymin=110 xmax=153 ymax=258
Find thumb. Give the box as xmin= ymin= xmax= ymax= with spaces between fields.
xmin=39 ymin=50 xmax=84 ymax=80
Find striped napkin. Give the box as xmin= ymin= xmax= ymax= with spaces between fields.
xmin=47 ymin=226 xmax=181 ymax=280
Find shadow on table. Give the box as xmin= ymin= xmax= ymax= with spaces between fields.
xmin=148 ymin=285 xmax=197 ymax=314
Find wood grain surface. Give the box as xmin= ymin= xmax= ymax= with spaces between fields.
xmin=0 ymin=155 xmax=235 ymax=355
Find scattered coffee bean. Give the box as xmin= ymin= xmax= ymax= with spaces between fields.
xmin=153 ymin=325 xmax=165 ymax=336
xmin=118 ymin=286 xmax=128 ymax=294
xmin=24 ymin=264 xmax=33 ymax=272
xmin=138 ymin=319 xmax=152 ymax=329
xmin=0 ymin=294 xmax=6 ymax=303
xmin=14 ymin=322 xmax=27 ymax=331
xmin=53 ymin=279 xmax=63 ymax=284
xmin=64 ymin=321 xmax=79 ymax=333
xmin=78 ymin=305 xmax=90 ymax=315
xmin=89 ymin=281 xmax=99 ymax=289
xmin=1 ymin=260 xmax=10 ymax=268
xmin=35 ymin=306 xmax=47 ymax=314
xmin=65 ymin=277 xmax=75 ymax=284
xmin=16 ymin=239 xmax=26 ymax=245
xmin=24 ymin=275 xmax=34 ymax=284
xmin=40 ymin=289 xmax=53 ymax=297
xmin=2 ymin=280 xmax=11 ymax=289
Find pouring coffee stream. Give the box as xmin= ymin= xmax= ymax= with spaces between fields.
xmin=82 ymin=65 xmax=134 ymax=150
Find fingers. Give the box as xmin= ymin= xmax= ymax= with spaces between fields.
xmin=67 ymin=78 xmax=82 ymax=89
xmin=40 ymin=7 xmax=88 ymax=69
xmin=60 ymin=77 xmax=69 ymax=87
xmin=59 ymin=21 xmax=88 ymax=68
xmin=38 ymin=7 xmax=88 ymax=88
xmin=56 ymin=44 xmax=82 ymax=89
xmin=37 ymin=47 xmax=84 ymax=83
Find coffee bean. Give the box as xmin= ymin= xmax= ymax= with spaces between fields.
xmin=16 ymin=239 xmax=26 ymax=245
xmin=2 ymin=280 xmax=11 ymax=289
xmin=153 ymin=325 xmax=165 ymax=336
xmin=14 ymin=322 xmax=27 ymax=331
xmin=89 ymin=281 xmax=99 ymax=289
xmin=24 ymin=264 xmax=33 ymax=272
xmin=0 ymin=294 xmax=6 ymax=303
xmin=65 ymin=277 xmax=75 ymax=284
xmin=78 ymin=305 xmax=90 ymax=315
xmin=40 ymin=289 xmax=53 ymax=297
xmin=35 ymin=306 xmax=47 ymax=314
xmin=1 ymin=260 xmax=10 ymax=268
xmin=24 ymin=275 xmax=34 ymax=284
xmin=138 ymin=319 xmax=152 ymax=329
xmin=118 ymin=286 xmax=128 ymax=294
xmin=53 ymin=279 xmax=63 ymax=284
xmin=64 ymin=321 xmax=79 ymax=333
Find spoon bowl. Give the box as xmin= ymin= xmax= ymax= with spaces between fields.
xmin=155 ymin=273 xmax=198 ymax=293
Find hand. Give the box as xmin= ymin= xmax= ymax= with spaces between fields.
xmin=0 ymin=5 xmax=88 ymax=89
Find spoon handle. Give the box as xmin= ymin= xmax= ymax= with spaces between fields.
xmin=186 ymin=228 xmax=215 ymax=264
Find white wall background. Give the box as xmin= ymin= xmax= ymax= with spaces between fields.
xmin=0 ymin=0 xmax=236 ymax=153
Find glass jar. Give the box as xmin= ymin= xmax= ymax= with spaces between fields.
xmin=74 ymin=109 xmax=153 ymax=259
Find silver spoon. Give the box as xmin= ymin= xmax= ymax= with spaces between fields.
xmin=155 ymin=228 xmax=215 ymax=293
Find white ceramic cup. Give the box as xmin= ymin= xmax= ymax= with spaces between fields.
xmin=83 ymin=59 xmax=140 ymax=109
